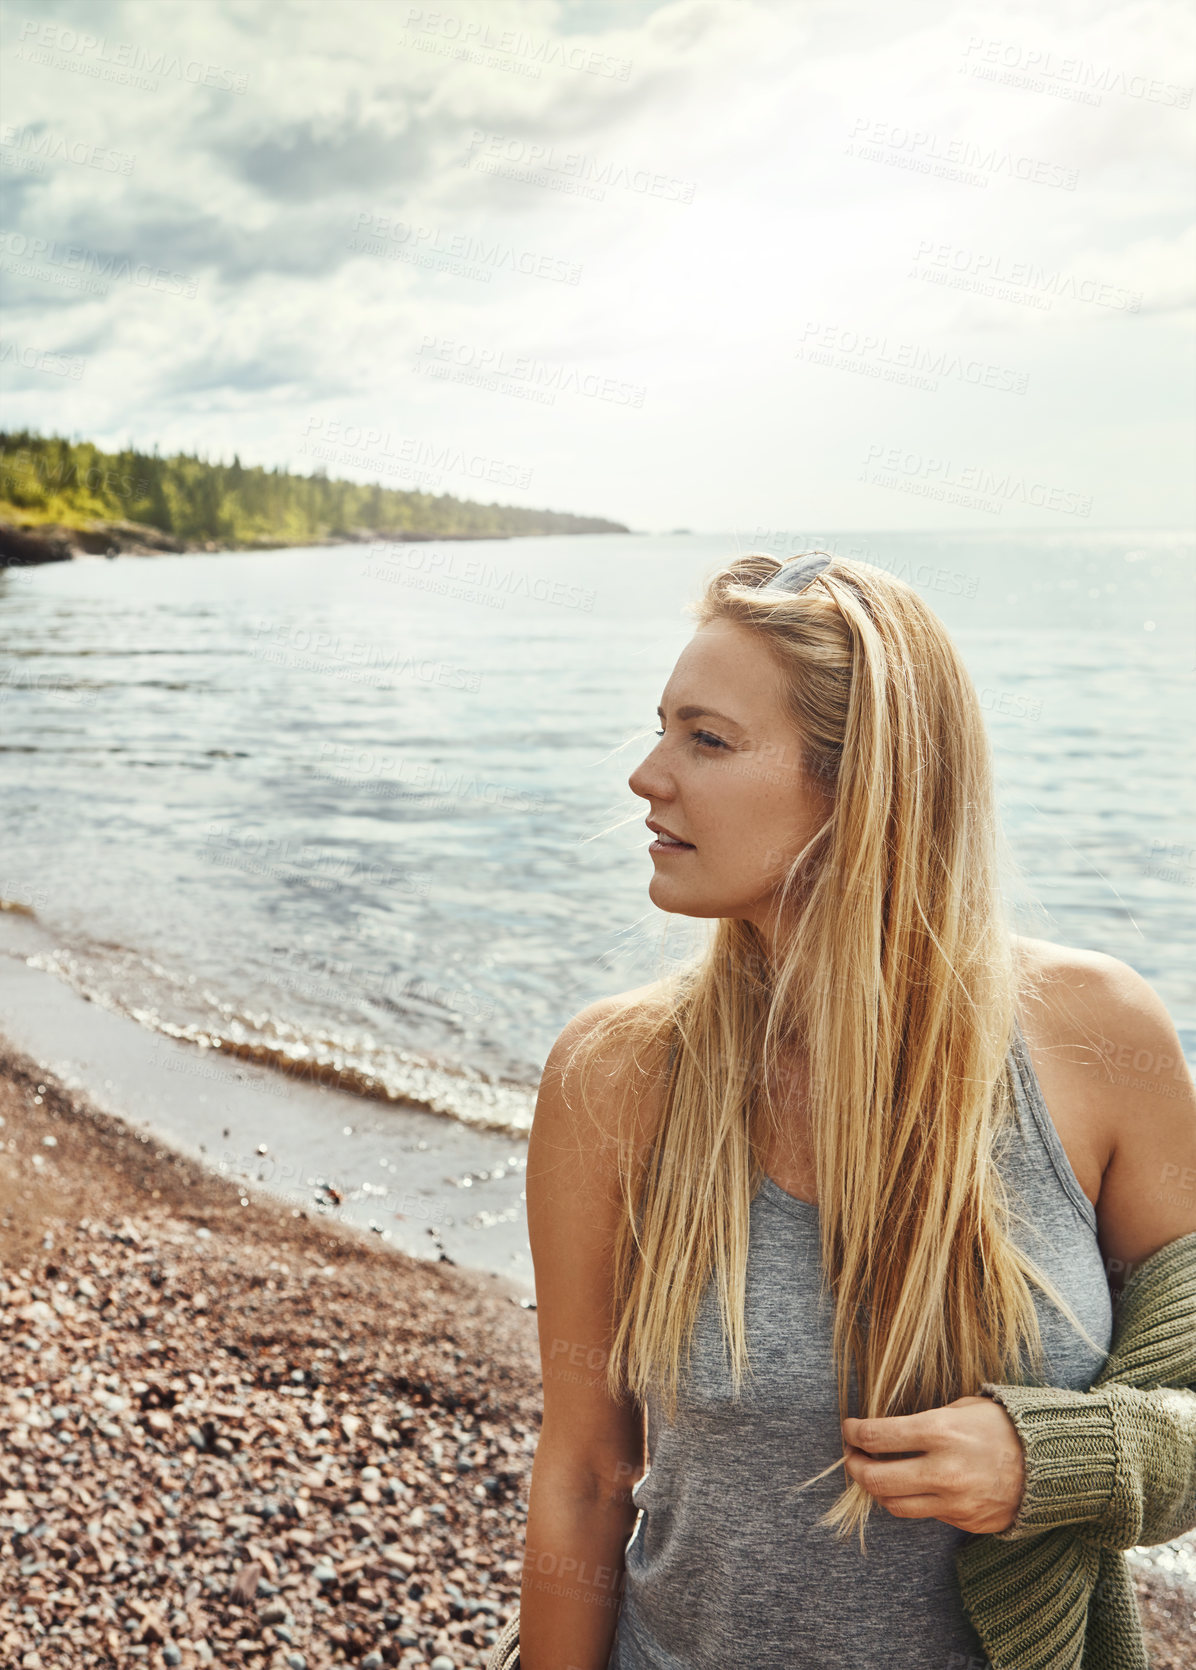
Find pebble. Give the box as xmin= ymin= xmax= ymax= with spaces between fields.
xmin=0 ymin=1162 xmax=540 ymax=1670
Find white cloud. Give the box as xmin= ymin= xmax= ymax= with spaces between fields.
xmin=0 ymin=0 xmax=1192 ymax=529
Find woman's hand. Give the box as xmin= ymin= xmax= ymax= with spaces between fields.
xmin=840 ymin=1394 xmax=1026 ymax=1534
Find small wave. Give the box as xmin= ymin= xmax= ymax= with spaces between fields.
xmin=22 ymin=944 xmax=537 ymax=1139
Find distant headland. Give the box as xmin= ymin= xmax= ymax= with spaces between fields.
xmin=0 ymin=431 xmax=629 ymax=565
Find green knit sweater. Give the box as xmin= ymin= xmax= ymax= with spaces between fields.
xmin=954 ymin=1230 xmax=1196 ymax=1670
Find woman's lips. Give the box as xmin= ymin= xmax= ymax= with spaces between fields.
xmin=649 ymin=834 xmax=695 ymax=852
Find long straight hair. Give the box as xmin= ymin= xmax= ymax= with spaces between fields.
xmin=566 ymin=552 xmax=1105 ymax=1552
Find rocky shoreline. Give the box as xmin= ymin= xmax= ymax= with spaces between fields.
xmin=0 ymin=521 xmax=533 ymax=565
xmin=0 ymin=1045 xmax=540 ymax=1670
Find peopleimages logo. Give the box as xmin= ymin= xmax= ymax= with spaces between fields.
xmin=0 ymin=232 xmax=198 ymax=298
xmin=796 ymin=322 xmax=1028 ymax=395
xmin=463 ymin=131 xmax=696 ymax=204
xmin=300 ymin=419 xmax=533 ymax=489
xmin=415 ymin=335 xmax=647 ymax=408
xmin=349 ymin=212 xmax=582 ymax=285
xmin=0 ymin=338 xmax=86 ymax=380
xmin=402 ymin=7 xmax=633 ymax=80
xmin=0 ymin=125 xmax=135 ymax=174
xmin=359 ymin=544 xmax=597 ymax=614
xmin=15 ymin=19 xmax=248 ymax=92
xmin=250 ymin=619 xmax=484 ymax=692
xmin=860 ymin=444 xmax=1092 ymax=517
xmin=846 ymin=117 xmax=1078 ymax=190
xmin=910 ymin=241 xmax=1142 ymax=312
xmin=960 ymin=36 xmax=1192 ymax=108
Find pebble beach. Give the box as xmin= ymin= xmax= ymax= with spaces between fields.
xmin=0 ymin=1044 xmax=540 ymax=1670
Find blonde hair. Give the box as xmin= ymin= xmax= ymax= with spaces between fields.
xmin=566 ymin=551 xmax=1105 ymax=1553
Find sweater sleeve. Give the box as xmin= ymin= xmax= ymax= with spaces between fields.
xmin=977 ymin=1379 xmax=1196 ymax=1549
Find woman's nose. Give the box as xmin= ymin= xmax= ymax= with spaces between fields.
xmin=628 ymin=738 xmax=668 ymax=802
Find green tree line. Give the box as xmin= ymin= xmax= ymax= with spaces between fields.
xmin=0 ymin=431 xmax=627 ymax=543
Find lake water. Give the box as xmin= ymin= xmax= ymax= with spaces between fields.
xmin=1 ymin=528 xmax=1193 ymax=1138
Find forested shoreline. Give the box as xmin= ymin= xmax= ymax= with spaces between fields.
xmin=0 ymin=432 xmax=627 ymax=561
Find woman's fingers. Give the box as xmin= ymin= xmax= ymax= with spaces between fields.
xmin=841 ymin=1410 xmax=943 ymax=1453
xmin=840 ymin=1395 xmax=1026 ymax=1534
xmin=842 ymin=1441 xmax=939 ymax=1499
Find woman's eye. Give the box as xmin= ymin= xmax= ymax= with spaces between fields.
xmin=654 ymin=726 xmax=726 ymax=750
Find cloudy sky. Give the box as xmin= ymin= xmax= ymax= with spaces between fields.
xmin=1 ymin=0 xmax=1193 ymax=531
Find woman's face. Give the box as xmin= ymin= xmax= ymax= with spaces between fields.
xmin=627 ymin=618 xmax=832 ymax=934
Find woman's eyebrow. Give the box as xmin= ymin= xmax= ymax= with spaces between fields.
xmin=657 ymin=702 xmax=744 ymax=730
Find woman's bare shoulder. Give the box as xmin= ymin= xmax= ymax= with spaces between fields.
xmin=560 ymin=977 xmax=673 ymax=1026
xmin=551 ymin=980 xmax=675 ymax=1068
xmin=1009 ymin=934 xmax=1196 ymax=1263
xmin=1009 ymin=932 xmax=1154 ymax=1050
xmin=1008 ymin=931 xmax=1154 ymax=1127
xmin=1010 ymin=932 xmax=1180 ymax=1054
xmin=539 ymin=981 xmax=675 ymax=1149
xmin=1011 ymin=931 xmax=1124 ymax=989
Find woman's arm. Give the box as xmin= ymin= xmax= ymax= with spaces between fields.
xmin=845 ymin=1229 xmax=1196 ymax=1540
xmin=978 ymin=1377 xmax=1196 ymax=1547
xmin=949 ymin=1233 xmax=1196 ymax=1670
xmin=517 ymin=991 xmax=666 ymax=1670
xmin=520 ymin=1445 xmax=641 ymax=1668
xmin=984 ymin=953 xmax=1196 ymax=1544
xmin=981 ymin=1222 xmax=1196 ymax=1545
xmin=1036 ymin=945 xmax=1196 ymax=1297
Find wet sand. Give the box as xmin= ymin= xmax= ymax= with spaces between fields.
xmin=0 ymin=910 xmax=535 ymax=1298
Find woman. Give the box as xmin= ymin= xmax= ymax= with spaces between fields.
xmin=515 ymin=552 xmax=1196 ymax=1668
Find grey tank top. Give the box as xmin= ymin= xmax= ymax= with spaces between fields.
xmin=607 ymin=1019 xmax=1114 ymax=1669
